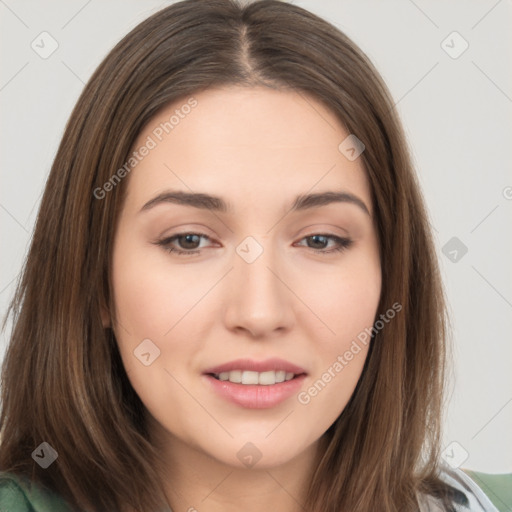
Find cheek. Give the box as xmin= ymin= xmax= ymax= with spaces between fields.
xmin=293 ymin=249 xmax=380 ymax=421
xmin=296 ymin=342 xmax=369 ymax=440
xmin=295 ymin=246 xmax=381 ymax=345
xmin=111 ymin=239 xmax=210 ymax=339
xmin=110 ymin=243 xmax=207 ymax=431
xmin=110 ymin=237 xmax=206 ymax=394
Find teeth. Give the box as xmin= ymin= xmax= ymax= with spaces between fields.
xmin=214 ymin=370 xmax=297 ymax=385
xmin=258 ymin=371 xmax=276 ymax=385
xmin=242 ymin=371 xmax=259 ymax=385
xmin=228 ymin=370 xmax=242 ymax=383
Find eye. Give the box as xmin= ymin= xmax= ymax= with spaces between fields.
xmin=153 ymin=232 xmax=353 ymax=257
xmin=154 ymin=233 xmax=214 ymax=256
xmin=295 ymin=234 xmax=353 ymax=255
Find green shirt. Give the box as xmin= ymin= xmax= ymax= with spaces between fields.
xmin=1 ymin=467 xmax=510 ymax=512
xmin=0 ymin=472 xmax=72 ymax=512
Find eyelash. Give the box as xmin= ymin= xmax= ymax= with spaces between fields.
xmin=154 ymin=232 xmax=353 ymax=257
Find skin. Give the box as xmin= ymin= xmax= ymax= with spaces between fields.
xmin=109 ymin=86 xmax=382 ymax=512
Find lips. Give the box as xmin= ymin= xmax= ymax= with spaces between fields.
xmin=203 ymin=358 xmax=307 ymax=376
xmin=202 ymin=358 xmax=307 ymax=409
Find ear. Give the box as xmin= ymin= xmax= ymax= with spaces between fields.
xmin=99 ymin=298 xmax=112 ymax=328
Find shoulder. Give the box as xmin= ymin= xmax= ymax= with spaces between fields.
xmin=0 ymin=473 xmax=32 ymax=512
xmin=418 ymin=463 xmax=501 ymax=511
xmin=0 ymin=472 xmax=73 ymax=512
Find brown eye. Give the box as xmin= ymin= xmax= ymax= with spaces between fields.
xmin=175 ymin=234 xmax=202 ymax=250
xmin=154 ymin=232 xmax=213 ymax=256
xmin=296 ymin=234 xmax=353 ymax=255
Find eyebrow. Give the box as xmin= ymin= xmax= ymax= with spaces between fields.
xmin=140 ymin=189 xmax=370 ymax=216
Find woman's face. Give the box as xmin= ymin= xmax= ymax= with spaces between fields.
xmin=110 ymin=86 xmax=381 ymax=470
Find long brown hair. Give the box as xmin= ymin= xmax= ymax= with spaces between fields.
xmin=1 ymin=1 xmax=459 ymax=510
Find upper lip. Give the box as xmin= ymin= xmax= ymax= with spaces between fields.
xmin=203 ymin=358 xmax=307 ymax=375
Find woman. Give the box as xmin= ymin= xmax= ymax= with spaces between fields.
xmin=0 ymin=0 xmax=499 ymax=511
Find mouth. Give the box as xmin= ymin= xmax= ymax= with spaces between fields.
xmin=208 ymin=370 xmax=301 ymax=385
xmin=202 ymin=358 xmax=307 ymax=409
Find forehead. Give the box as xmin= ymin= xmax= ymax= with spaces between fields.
xmin=123 ymin=86 xmax=371 ymax=214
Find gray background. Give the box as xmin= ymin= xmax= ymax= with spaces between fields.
xmin=1 ymin=0 xmax=511 ymax=473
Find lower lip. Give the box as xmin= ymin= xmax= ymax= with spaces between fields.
xmin=203 ymin=374 xmax=306 ymax=409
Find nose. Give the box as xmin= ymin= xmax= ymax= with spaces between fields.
xmin=223 ymin=240 xmax=294 ymax=339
